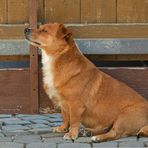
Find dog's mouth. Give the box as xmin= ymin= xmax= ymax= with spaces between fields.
xmin=26 ymin=37 xmax=41 ymax=46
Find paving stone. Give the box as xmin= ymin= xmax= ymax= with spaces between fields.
xmin=43 ymin=137 xmax=63 ymax=143
xmin=114 ymin=136 xmax=137 ymax=142
xmin=16 ymin=114 xmax=39 ymax=118
xmin=44 ymin=113 xmax=62 ymax=118
xmin=0 ymin=132 xmax=5 ymax=137
xmin=20 ymin=115 xmax=50 ymax=121
xmin=41 ymin=133 xmax=64 ymax=138
xmin=3 ymin=130 xmax=31 ymax=136
xmin=14 ymin=135 xmax=41 ymax=144
xmin=0 ymin=142 xmax=24 ymax=148
xmin=138 ymin=137 xmax=148 ymax=142
xmin=58 ymin=143 xmax=91 ymax=148
xmin=29 ymin=128 xmax=52 ymax=134
xmin=0 ymin=115 xmax=12 ymax=118
xmin=75 ymin=137 xmax=92 ymax=143
xmin=48 ymin=122 xmax=62 ymax=127
xmin=119 ymin=141 xmax=144 ymax=147
xmin=26 ymin=142 xmax=57 ymax=148
xmin=2 ymin=125 xmax=30 ymax=131
xmin=144 ymin=141 xmax=148 ymax=147
xmin=0 ymin=137 xmax=12 ymax=142
xmin=28 ymin=123 xmax=49 ymax=129
xmin=30 ymin=119 xmax=49 ymax=124
xmin=48 ymin=118 xmax=62 ymax=122
xmin=93 ymin=141 xmax=118 ymax=147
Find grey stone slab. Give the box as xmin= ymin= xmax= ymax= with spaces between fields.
xmin=29 ymin=128 xmax=52 ymax=134
xmin=2 ymin=125 xmax=30 ymax=131
xmin=20 ymin=115 xmax=50 ymax=121
xmin=40 ymin=133 xmax=64 ymax=138
xmin=3 ymin=130 xmax=31 ymax=136
xmin=14 ymin=135 xmax=41 ymax=144
xmin=26 ymin=142 xmax=57 ymax=148
xmin=48 ymin=122 xmax=62 ymax=127
xmin=30 ymin=119 xmax=49 ymax=124
xmin=0 ymin=132 xmax=5 ymax=137
xmin=75 ymin=137 xmax=92 ymax=143
xmin=0 ymin=142 xmax=24 ymax=148
xmin=114 ymin=136 xmax=137 ymax=142
xmin=1 ymin=39 xmax=148 ymax=55
xmin=76 ymin=39 xmax=148 ymax=54
xmin=93 ymin=141 xmax=118 ymax=147
xmin=4 ymin=120 xmax=31 ymax=125
xmin=58 ymin=143 xmax=91 ymax=148
xmin=0 ymin=137 xmax=12 ymax=142
xmin=119 ymin=141 xmax=144 ymax=147
xmin=0 ymin=115 xmax=12 ymax=118
xmin=44 ymin=113 xmax=62 ymax=118
xmin=28 ymin=123 xmax=49 ymax=129
xmin=138 ymin=137 xmax=148 ymax=142
xmin=144 ymin=141 xmax=148 ymax=147
xmin=43 ymin=137 xmax=65 ymax=143
xmin=48 ymin=118 xmax=62 ymax=122
xmin=0 ymin=40 xmax=29 ymax=55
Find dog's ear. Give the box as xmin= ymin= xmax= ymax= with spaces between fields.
xmin=57 ymin=24 xmax=72 ymax=42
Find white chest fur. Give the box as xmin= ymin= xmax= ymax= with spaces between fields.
xmin=41 ymin=50 xmax=59 ymax=100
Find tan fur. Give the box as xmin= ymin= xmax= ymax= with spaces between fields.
xmin=25 ymin=23 xmax=148 ymax=142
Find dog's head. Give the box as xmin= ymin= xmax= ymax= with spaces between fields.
xmin=24 ymin=23 xmax=72 ymax=51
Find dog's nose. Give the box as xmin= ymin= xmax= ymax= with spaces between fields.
xmin=24 ymin=28 xmax=31 ymax=34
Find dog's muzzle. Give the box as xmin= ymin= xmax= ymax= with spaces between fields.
xmin=24 ymin=28 xmax=32 ymax=40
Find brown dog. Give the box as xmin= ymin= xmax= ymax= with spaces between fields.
xmin=24 ymin=23 xmax=148 ymax=142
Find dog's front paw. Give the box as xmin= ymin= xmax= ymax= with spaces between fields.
xmin=53 ymin=126 xmax=67 ymax=133
xmin=63 ymin=131 xmax=78 ymax=141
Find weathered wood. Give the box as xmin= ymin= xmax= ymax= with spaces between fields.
xmin=0 ymin=24 xmax=27 ymax=39
xmin=38 ymin=0 xmax=44 ymax=22
xmin=1 ymin=24 xmax=148 ymax=39
xmin=68 ymin=24 xmax=148 ymax=38
xmin=81 ymin=0 xmax=116 ymax=23
xmin=0 ymin=0 xmax=7 ymax=23
xmin=8 ymin=0 xmax=29 ymax=23
xmin=0 ymin=69 xmax=30 ymax=114
xmin=117 ymin=0 xmax=148 ymax=23
xmin=0 ymin=54 xmax=148 ymax=62
xmin=0 ymin=68 xmax=147 ymax=114
xmin=39 ymin=68 xmax=148 ymax=112
xmin=29 ymin=0 xmax=39 ymax=114
xmin=101 ymin=68 xmax=148 ymax=99
xmin=45 ymin=0 xmax=80 ymax=23
xmin=85 ymin=54 xmax=148 ymax=61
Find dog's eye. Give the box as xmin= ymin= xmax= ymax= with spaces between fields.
xmin=42 ymin=29 xmax=48 ymax=33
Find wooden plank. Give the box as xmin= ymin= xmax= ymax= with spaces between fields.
xmin=81 ymin=0 xmax=116 ymax=23
xmin=0 ymin=69 xmax=30 ymax=114
xmin=39 ymin=68 xmax=148 ymax=112
xmin=38 ymin=0 xmax=44 ymax=22
xmin=117 ymin=0 xmax=148 ymax=23
xmin=101 ymin=68 xmax=148 ymax=99
xmin=45 ymin=0 xmax=80 ymax=23
xmin=29 ymin=0 xmax=39 ymax=114
xmin=1 ymin=24 xmax=148 ymax=39
xmin=85 ymin=54 xmax=148 ymax=61
xmin=8 ymin=0 xmax=28 ymax=23
xmin=0 ymin=0 xmax=7 ymax=23
xmin=67 ymin=24 xmax=148 ymax=38
xmin=0 ymin=24 xmax=27 ymax=39
xmin=0 ymin=54 xmax=148 ymax=62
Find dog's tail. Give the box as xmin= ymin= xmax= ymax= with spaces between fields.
xmin=137 ymin=125 xmax=148 ymax=138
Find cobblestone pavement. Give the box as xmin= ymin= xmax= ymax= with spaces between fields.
xmin=0 ymin=114 xmax=147 ymax=148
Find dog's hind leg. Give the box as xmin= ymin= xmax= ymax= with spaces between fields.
xmin=91 ymin=110 xmax=148 ymax=142
xmin=137 ymin=125 xmax=148 ymax=137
